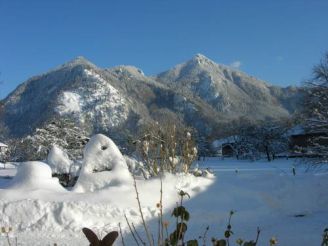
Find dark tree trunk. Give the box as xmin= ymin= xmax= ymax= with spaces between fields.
xmin=265 ymin=145 xmax=271 ymax=161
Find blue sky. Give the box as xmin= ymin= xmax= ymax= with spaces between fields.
xmin=0 ymin=0 xmax=328 ymax=98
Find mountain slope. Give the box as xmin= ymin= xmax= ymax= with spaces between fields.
xmin=0 ymin=55 xmax=302 ymax=149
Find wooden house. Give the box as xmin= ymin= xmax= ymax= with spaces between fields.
xmin=288 ymin=125 xmax=328 ymax=156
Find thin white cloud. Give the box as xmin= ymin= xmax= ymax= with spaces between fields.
xmin=230 ymin=60 xmax=242 ymax=69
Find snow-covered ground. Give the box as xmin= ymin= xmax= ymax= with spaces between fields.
xmin=0 ymin=158 xmax=327 ymax=245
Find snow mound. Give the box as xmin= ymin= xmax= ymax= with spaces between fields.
xmin=47 ymin=145 xmax=73 ymax=174
xmin=73 ymin=134 xmax=133 ymax=192
xmin=7 ymin=161 xmax=65 ymax=191
xmin=0 ymin=172 xmax=214 ymax=245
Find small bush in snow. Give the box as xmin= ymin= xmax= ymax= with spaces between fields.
xmin=211 ymin=211 xmax=262 ymax=246
xmin=46 ymin=145 xmax=79 ymax=187
xmin=135 ymin=122 xmax=197 ymax=177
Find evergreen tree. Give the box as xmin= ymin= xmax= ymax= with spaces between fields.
xmin=10 ymin=117 xmax=89 ymax=161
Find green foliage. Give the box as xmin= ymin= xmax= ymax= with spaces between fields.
xmin=210 ymin=212 xmax=263 ymax=246
xmin=186 ymin=239 xmax=198 ymax=246
xmin=165 ymin=190 xmax=195 ymax=246
xmin=211 ymin=239 xmax=226 ymax=246
xmin=210 ymin=211 xmax=234 ymax=246
xmin=172 ymin=206 xmax=190 ymax=221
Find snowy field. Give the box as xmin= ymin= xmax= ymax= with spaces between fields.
xmin=0 ymin=158 xmax=327 ymax=245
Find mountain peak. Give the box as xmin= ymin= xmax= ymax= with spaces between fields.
xmin=193 ymin=53 xmax=210 ymax=60
xmin=188 ymin=53 xmax=217 ymax=68
xmin=63 ymin=56 xmax=96 ymax=69
xmin=192 ymin=53 xmax=214 ymax=62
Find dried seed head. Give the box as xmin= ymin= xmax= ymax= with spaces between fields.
xmin=163 ymin=221 xmax=169 ymax=228
xmin=236 ymin=238 xmax=244 ymax=245
xmin=270 ymin=237 xmax=278 ymax=245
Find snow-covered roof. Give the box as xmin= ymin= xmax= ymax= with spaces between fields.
xmin=0 ymin=142 xmax=8 ymax=148
xmin=212 ymin=135 xmax=239 ymax=148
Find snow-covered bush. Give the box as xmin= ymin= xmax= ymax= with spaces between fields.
xmin=73 ymin=134 xmax=132 ymax=192
xmin=7 ymin=161 xmax=65 ymax=191
xmin=46 ymin=145 xmax=80 ymax=187
xmin=47 ymin=145 xmax=73 ymax=174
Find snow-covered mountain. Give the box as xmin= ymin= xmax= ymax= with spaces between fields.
xmin=157 ymin=54 xmax=301 ymax=119
xmin=0 ymin=54 xmax=302 ymax=147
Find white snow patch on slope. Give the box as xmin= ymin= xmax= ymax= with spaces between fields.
xmin=55 ymin=69 xmax=130 ymax=129
xmin=80 ymin=69 xmax=129 ymax=128
xmin=56 ymin=92 xmax=81 ymax=115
